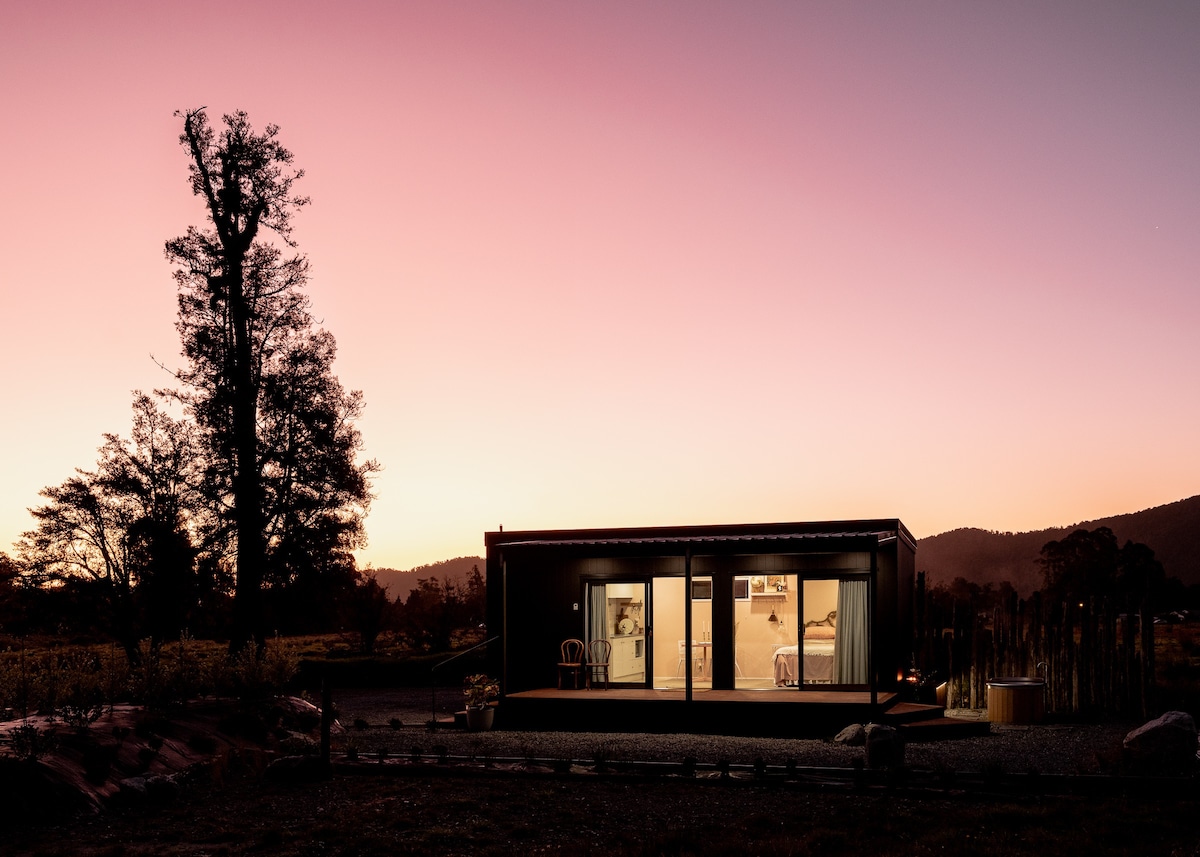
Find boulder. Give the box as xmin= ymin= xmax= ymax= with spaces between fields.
xmin=1123 ymin=711 xmax=1198 ymax=775
xmin=833 ymin=724 xmax=866 ymax=746
xmin=864 ymin=723 xmax=904 ymax=769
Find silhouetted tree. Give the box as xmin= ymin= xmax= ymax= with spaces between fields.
xmin=1040 ymin=527 xmax=1120 ymax=602
xmin=0 ymin=552 xmax=23 ymax=634
xmin=96 ymin=394 xmax=205 ymax=644
xmin=165 ymin=108 xmax=375 ymax=651
xmin=1040 ymin=526 xmax=1164 ymax=610
xmin=343 ymin=572 xmax=394 ymax=655
xmin=18 ymin=394 xmax=204 ymax=661
xmin=461 ymin=564 xmax=486 ymax=629
xmin=1114 ymin=539 xmax=1166 ymax=612
xmin=397 ymin=577 xmax=461 ymax=652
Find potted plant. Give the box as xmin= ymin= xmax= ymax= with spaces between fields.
xmin=463 ymin=674 xmax=499 ymax=731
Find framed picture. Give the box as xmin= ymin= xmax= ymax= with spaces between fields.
xmin=749 ymin=575 xmax=766 ymax=594
xmin=766 ymin=575 xmax=787 ymax=592
xmin=733 ymin=577 xmax=750 ymax=600
xmin=690 ymin=579 xmax=713 ymax=600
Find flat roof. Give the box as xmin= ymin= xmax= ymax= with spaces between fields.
xmin=485 ymin=519 xmax=916 ymax=553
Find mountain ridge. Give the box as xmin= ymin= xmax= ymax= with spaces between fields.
xmin=364 ymin=495 xmax=1200 ymax=601
xmin=365 ymin=556 xmax=483 ymax=602
xmin=916 ymin=494 xmax=1200 ymax=595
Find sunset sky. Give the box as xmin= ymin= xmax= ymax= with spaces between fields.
xmin=2 ymin=1 xmax=1198 ymax=572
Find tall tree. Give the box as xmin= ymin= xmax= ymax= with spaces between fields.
xmin=165 ymin=108 xmax=374 ymax=649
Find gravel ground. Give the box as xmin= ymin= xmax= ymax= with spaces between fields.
xmin=329 ymin=687 xmax=1136 ymax=776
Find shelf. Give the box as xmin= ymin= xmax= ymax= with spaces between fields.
xmin=750 ymin=592 xmax=787 ymax=599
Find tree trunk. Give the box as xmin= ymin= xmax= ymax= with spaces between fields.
xmin=229 ymin=256 xmax=266 ymax=654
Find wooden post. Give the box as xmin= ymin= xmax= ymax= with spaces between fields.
xmin=320 ymin=677 xmax=332 ymax=767
xmin=1139 ymin=600 xmax=1154 ymax=719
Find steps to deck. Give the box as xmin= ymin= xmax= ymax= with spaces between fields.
xmin=882 ymin=702 xmax=992 ymax=740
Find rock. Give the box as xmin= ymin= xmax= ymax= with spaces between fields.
xmin=266 ymin=754 xmax=330 ymax=783
xmin=864 ymin=723 xmax=904 ymax=769
xmin=118 ymin=776 xmax=147 ymax=797
xmin=834 ymin=724 xmax=866 ymax=746
xmin=118 ymin=774 xmax=181 ymax=804
xmin=1123 ymin=711 xmax=1198 ymax=775
xmin=145 ymin=774 xmax=181 ymax=801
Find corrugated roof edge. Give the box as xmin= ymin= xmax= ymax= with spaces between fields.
xmin=485 ymin=519 xmax=916 ymax=553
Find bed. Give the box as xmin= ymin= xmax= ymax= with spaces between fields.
xmin=773 ymin=624 xmax=836 ymax=686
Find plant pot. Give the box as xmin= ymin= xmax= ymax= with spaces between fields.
xmin=465 ymin=706 xmax=495 ymax=732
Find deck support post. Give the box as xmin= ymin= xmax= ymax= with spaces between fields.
xmin=684 ymin=547 xmax=693 ymax=702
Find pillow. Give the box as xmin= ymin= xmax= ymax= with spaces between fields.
xmin=804 ymin=624 xmax=835 ymax=639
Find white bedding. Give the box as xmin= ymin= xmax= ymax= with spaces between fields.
xmin=773 ymin=639 xmax=835 ymax=685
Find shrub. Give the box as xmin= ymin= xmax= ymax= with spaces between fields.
xmin=10 ymin=722 xmax=58 ymax=762
xmin=57 ymin=651 xmax=106 ymax=728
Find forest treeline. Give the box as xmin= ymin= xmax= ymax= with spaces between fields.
xmin=0 ymin=549 xmax=485 ymax=659
xmin=923 ymin=524 xmax=1189 ymax=617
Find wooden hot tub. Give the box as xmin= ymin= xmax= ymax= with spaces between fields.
xmin=987 ymin=677 xmax=1045 ymax=724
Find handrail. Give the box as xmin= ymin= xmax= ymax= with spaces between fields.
xmin=431 ymin=636 xmax=499 ymax=729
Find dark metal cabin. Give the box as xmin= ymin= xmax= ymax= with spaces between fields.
xmin=484 ymin=520 xmax=917 ymax=736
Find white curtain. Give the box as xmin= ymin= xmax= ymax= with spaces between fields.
xmin=833 ymin=578 xmax=869 ymax=684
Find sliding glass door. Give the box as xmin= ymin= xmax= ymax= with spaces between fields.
xmin=731 ymin=574 xmax=869 ymax=690
xmin=588 ymin=582 xmax=646 ymax=684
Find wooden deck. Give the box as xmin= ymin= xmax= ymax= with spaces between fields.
xmin=499 ymin=686 xmax=905 ymax=738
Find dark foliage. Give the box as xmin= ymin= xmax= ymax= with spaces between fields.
xmin=394 ymin=565 xmax=485 ymax=652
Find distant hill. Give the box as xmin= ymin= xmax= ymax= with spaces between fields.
xmin=917 ymin=495 xmax=1200 ymax=595
xmin=365 ymin=556 xmax=483 ymax=602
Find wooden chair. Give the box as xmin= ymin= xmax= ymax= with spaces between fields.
xmin=557 ymin=638 xmax=586 ymax=689
xmin=585 ymin=639 xmax=612 ymax=690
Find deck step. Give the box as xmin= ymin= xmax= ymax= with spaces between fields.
xmin=898 ymin=716 xmax=992 ymax=741
xmin=882 ymin=701 xmax=945 ymax=724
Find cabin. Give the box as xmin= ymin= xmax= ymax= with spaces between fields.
xmin=484 ymin=519 xmax=918 ymax=737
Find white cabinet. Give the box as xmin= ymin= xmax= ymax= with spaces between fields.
xmin=610 ymin=635 xmax=645 ymax=682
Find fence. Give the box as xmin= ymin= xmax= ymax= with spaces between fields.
xmin=913 ymin=572 xmax=1155 ymax=719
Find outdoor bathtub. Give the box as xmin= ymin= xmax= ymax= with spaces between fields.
xmin=986 ymin=677 xmax=1045 ymax=724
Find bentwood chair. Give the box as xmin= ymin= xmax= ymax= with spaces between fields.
xmin=557 ymin=638 xmax=586 ymax=689
xmin=585 ymin=639 xmax=612 ymax=690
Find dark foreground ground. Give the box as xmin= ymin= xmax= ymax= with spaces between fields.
xmin=5 ymin=687 xmax=1199 ymax=856
xmin=8 ymin=762 xmax=1198 ymax=857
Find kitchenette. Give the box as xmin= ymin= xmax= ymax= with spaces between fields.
xmin=605 ymin=582 xmax=646 ymax=683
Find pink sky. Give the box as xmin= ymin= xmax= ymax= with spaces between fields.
xmin=2 ymin=1 xmax=1198 ymax=571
